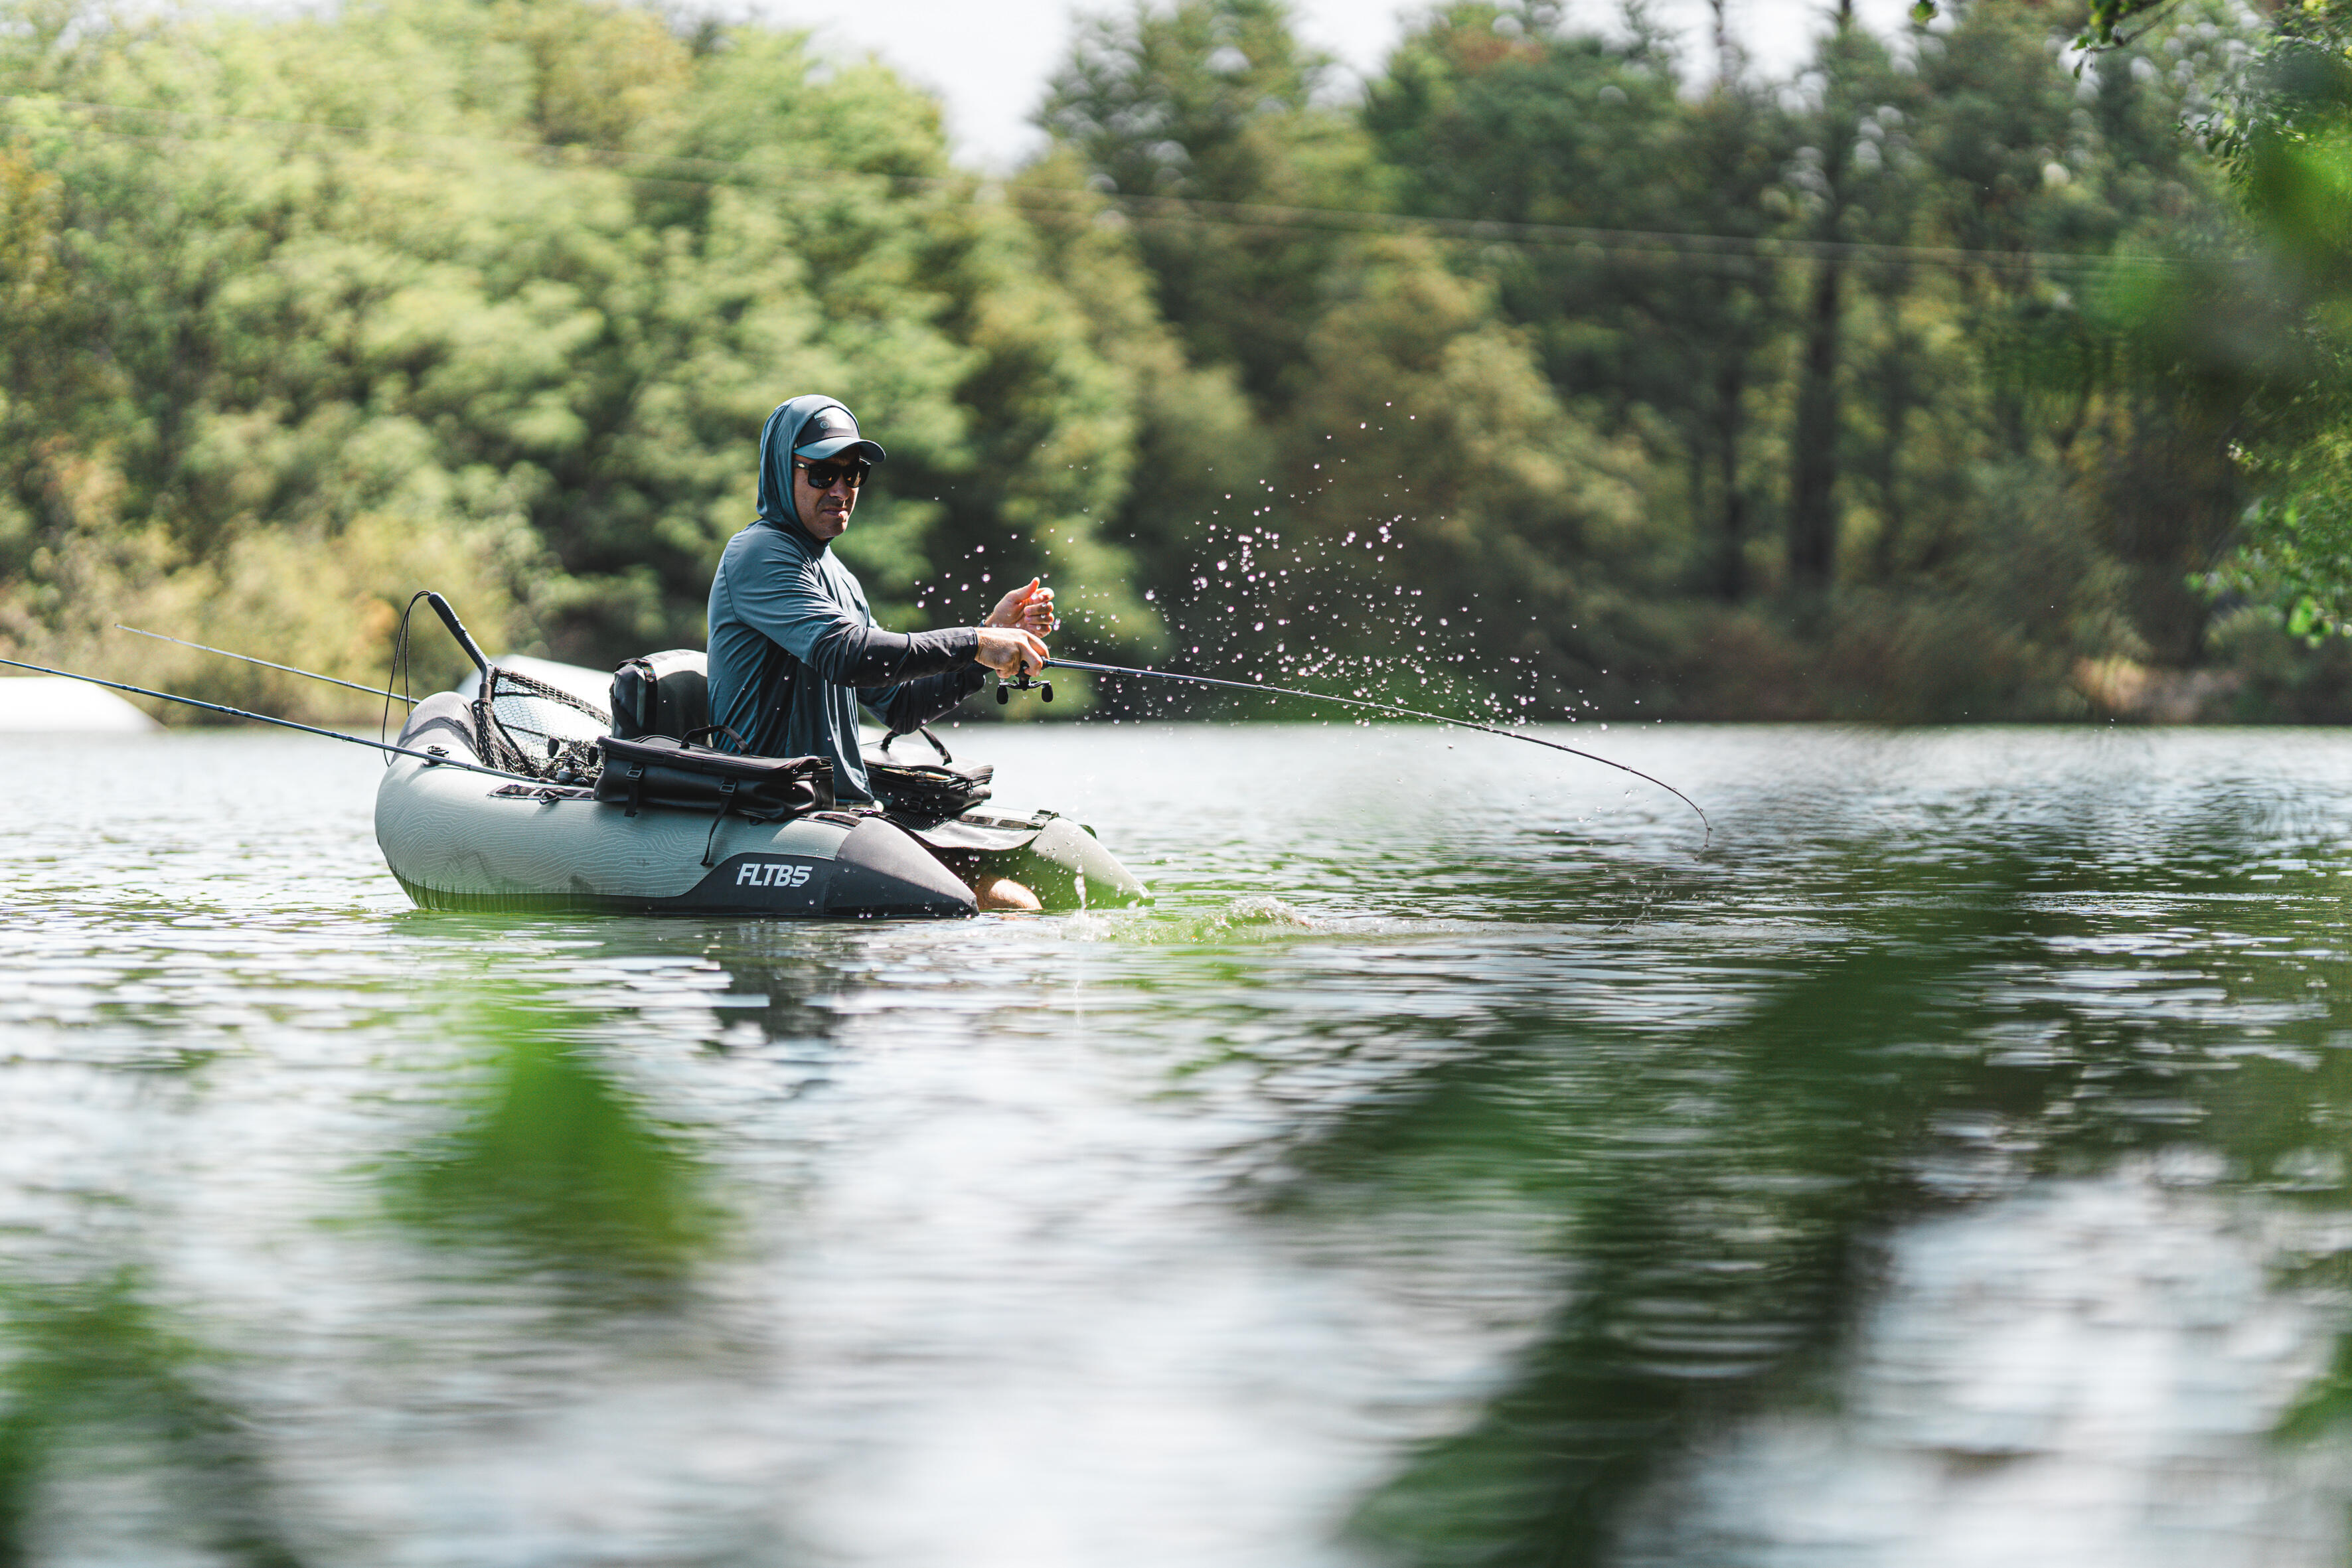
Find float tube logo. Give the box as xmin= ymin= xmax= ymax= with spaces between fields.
xmin=737 ymin=859 xmax=814 ymax=888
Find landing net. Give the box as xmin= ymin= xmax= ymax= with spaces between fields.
xmin=476 ymin=666 xmax=609 ymax=781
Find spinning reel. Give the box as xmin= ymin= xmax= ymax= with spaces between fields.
xmin=996 ymin=668 xmax=1054 ymax=705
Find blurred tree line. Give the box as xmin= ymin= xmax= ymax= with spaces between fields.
xmin=0 ymin=0 xmax=2335 ymax=720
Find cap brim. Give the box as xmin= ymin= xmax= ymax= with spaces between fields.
xmin=794 ymin=436 xmax=886 ymax=463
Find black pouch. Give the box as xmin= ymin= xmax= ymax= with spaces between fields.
xmin=594 ymin=735 xmax=834 ymax=864
xmin=868 ymin=725 xmax=992 ymax=822
xmin=868 ymin=761 xmax=994 ymax=821
xmin=609 ymin=650 xmax=710 ymax=741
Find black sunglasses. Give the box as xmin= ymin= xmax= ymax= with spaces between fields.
xmin=794 ymin=457 xmax=870 ymax=491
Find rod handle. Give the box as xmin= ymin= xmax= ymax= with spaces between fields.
xmin=424 ymin=592 xmax=493 ymax=678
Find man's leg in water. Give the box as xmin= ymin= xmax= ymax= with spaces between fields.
xmin=973 ymin=874 xmax=1040 ymax=912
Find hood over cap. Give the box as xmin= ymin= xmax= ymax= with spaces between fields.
xmin=755 ymin=395 xmax=888 ymax=536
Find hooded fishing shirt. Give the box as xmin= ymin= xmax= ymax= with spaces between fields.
xmin=706 ymin=396 xmax=984 ymax=804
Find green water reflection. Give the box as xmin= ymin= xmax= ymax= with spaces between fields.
xmin=387 ymin=1005 xmax=726 ymax=1288
xmin=0 ymin=1273 xmax=305 ymax=1567
xmin=1231 ymin=839 xmax=2352 ymax=1565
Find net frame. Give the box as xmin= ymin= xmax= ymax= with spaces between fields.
xmin=473 ymin=666 xmax=610 ymax=780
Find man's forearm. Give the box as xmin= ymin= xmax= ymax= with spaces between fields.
xmin=803 ymin=623 xmax=980 ymax=686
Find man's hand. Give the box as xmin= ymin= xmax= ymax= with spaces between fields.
xmin=985 ymin=578 xmax=1058 ymax=637
xmin=975 ymin=627 xmax=1049 ymax=679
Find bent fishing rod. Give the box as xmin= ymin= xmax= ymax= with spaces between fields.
xmin=82 ymin=621 xmax=1711 ymax=846
xmin=0 ymin=655 xmax=544 ymax=786
xmin=1028 ymin=656 xmax=1712 ymax=851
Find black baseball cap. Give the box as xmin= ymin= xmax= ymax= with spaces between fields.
xmin=793 ymin=403 xmax=886 ymax=464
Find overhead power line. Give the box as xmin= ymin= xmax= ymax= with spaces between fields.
xmin=0 ymin=92 xmax=2201 ymax=275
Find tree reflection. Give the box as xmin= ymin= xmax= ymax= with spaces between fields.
xmin=0 ymin=1270 xmax=305 ymax=1566
xmin=1271 ymin=837 xmax=2352 ymax=1565
xmin=387 ymin=1006 xmax=725 ymax=1292
xmin=1332 ymin=927 xmax=1988 ymax=1565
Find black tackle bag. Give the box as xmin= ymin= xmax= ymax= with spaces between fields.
xmin=610 ymin=649 xmax=710 ymax=742
xmin=595 ymin=733 xmax=833 ymax=834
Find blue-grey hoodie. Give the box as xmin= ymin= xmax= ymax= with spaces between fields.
xmin=706 ymin=396 xmax=984 ymax=803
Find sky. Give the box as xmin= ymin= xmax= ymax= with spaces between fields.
xmin=754 ymin=0 xmax=1921 ymax=171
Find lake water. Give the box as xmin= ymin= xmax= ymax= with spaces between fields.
xmin=6 ymin=720 xmax=2352 ymax=1566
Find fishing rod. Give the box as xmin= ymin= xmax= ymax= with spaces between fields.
xmin=1029 ymin=657 xmax=1713 ymax=851
xmin=0 ymin=655 xmax=544 ymax=786
xmin=117 ymin=591 xmax=497 ymax=740
xmin=78 ymin=623 xmax=1712 ymax=843
xmin=114 ymin=623 xmax=412 ymax=703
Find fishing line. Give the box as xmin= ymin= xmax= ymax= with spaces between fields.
xmin=114 ymin=623 xmax=412 ymax=702
xmin=1044 ymin=657 xmax=1713 ymax=852
xmin=0 ymin=655 xmax=545 ymax=785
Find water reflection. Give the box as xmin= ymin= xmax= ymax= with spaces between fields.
xmin=11 ymin=726 xmax=2352 ymax=1563
xmin=386 ymin=1004 xmax=726 ymax=1290
xmin=0 ymin=1270 xmax=305 ymax=1566
xmin=1230 ymin=836 xmax=2352 ymax=1565
xmin=1291 ymin=864 xmax=2016 ymax=1565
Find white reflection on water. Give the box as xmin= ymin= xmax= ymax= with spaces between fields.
xmin=5 ymin=724 xmax=2352 ymax=1564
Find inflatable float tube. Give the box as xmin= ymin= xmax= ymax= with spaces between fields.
xmin=374 ymin=692 xmax=1147 ymax=919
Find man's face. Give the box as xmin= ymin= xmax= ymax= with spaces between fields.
xmin=795 ymin=457 xmax=860 ymax=540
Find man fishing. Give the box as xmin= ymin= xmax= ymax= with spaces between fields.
xmin=706 ymin=394 xmax=1056 ymax=905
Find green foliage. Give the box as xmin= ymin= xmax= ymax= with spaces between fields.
xmin=1030 ymin=0 xmax=2274 ymax=720
xmin=1040 ymin=0 xmax=1386 ymax=407
xmin=1271 ymin=240 xmax=1660 ymax=704
xmin=2215 ymin=433 xmax=2352 ymax=643
xmin=1911 ymin=0 xmax=2179 ymax=51
xmin=0 ymin=0 xmax=1168 ymax=714
xmin=0 ymin=0 xmax=2329 ymax=722
xmin=2122 ymin=3 xmax=2352 ymax=653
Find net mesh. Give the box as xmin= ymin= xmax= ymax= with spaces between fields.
xmin=473 ymin=667 xmax=609 ymax=780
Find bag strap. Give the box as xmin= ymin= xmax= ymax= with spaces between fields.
xmin=880 ymin=723 xmax=953 ymax=764
xmin=622 ymin=759 xmax=647 ymax=818
xmin=684 ymin=723 xmax=749 ymax=750
xmin=613 ymin=657 xmax=650 ymax=737
xmin=700 ymin=777 xmax=739 ymax=868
